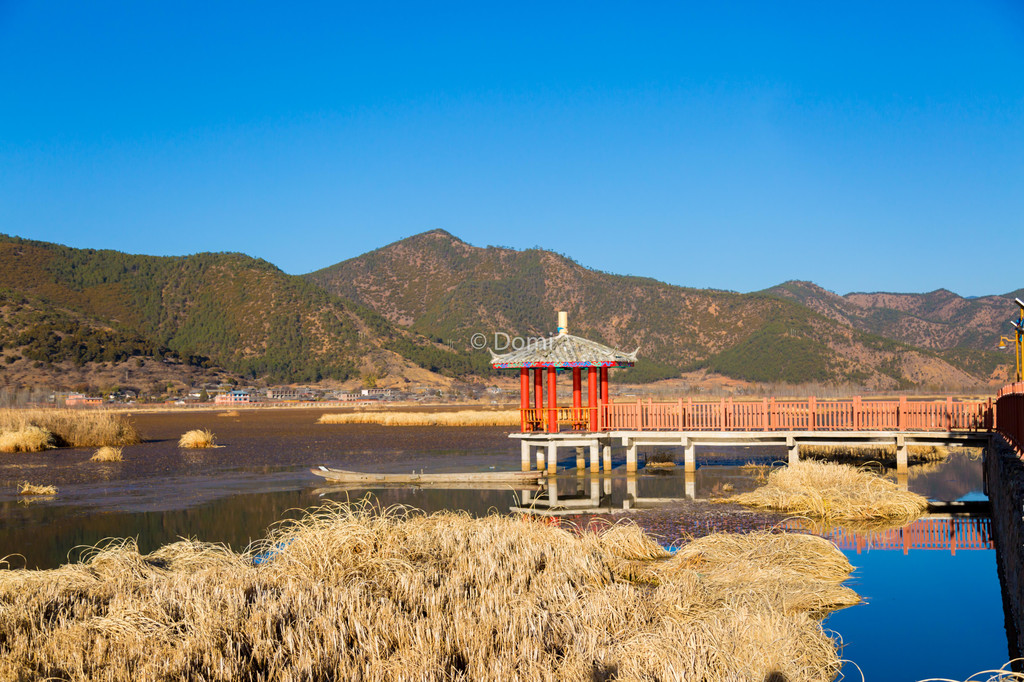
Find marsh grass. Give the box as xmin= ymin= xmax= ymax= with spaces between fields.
xmin=318 ymin=409 xmax=520 ymax=426
xmin=90 ymin=445 xmax=123 ymax=462
xmin=217 ymin=410 xmax=241 ymax=417
xmin=800 ymin=443 xmax=950 ymax=464
xmin=0 ymin=408 xmax=139 ymax=450
xmin=177 ymin=429 xmax=217 ymax=448
xmin=0 ymin=501 xmax=857 ymax=681
xmin=18 ymin=482 xmax=56 ymax=496
xmin=0 ymin=425 xmax=55 ymax=453
xmin=731 ymin=460 xmax=928 ymax=521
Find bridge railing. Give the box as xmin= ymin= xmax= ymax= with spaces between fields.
xmin=996 ymin=384 xmax=1024 ymax=452
xmin=782 ymin=517 xmax=993 ymax=555
xmin=522 ymin=395 xmax=993 ymax=433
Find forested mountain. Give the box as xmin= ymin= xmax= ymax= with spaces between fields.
xmin=307 ymin=230 xmax=1006 ymax=389
xmin=0 ymin=234 xmax=476 ymax=386
xmin=0 ymin=231 xmax=1011 ymax=391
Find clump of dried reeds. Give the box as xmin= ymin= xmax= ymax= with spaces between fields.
xmin=90 ymin=446 xmax=123 ymax=462
xmin=800 ymin=443 xmax=950 ymax=463
xmin=217 ymin=410 xmax=241 ymax=417
xmin=18 ymin=482 xmax=56 ymax=496
xmin=318 ymin=409 xmax=520 ymax=426
xmin=177 ymin=429 xmax=217 ymax=448
xmin=0 ymin=501 xmax=857 ymax=681
xmin=0 ymin=425 xmax=55 ymax=453
xmin=0 ymin=408 xmax=139 ymax=449
xmin=731 ymin=459 xmax=928 ymax=521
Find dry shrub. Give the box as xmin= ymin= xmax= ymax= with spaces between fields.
xmin=217 ymin=410 xmax=241 ymax=418
xmin=318 ymin=409 xmax=520 ymax=427
xmin=177 ymin=429 xmax=217 ymax=448
xmin=0 ymin=501 xmax=856 ymax=682
xmin=800 ymin=443 xmax=950 ymax=464
xmin=18 ymin=481 xmax=56 ymax=495
xmin=90 ymin=446 xmax=123 ymax=462
xmin=731 ymin=460 xmax=928 ymax=521
xmin=0 ymin=408 xmax=139 ymax=448
xmin=0 ymin=425 xmax=55 ymax=453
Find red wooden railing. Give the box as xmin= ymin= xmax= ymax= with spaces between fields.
xmin=996 ymin=383 xmax=1024 ymax=452
xmin=521 ymin=395 xmax=994 ymax=433
xmin=782 ymin=517 xmax=993 ymax=555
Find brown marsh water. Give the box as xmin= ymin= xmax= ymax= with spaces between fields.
xmin=0 ymin=408 xmax=1012 ymax=679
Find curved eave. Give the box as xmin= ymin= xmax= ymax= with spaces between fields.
xmin=491 ymin=360 xmax=634 ymax=369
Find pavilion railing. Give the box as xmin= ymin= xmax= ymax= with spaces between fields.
xmin=996 ymin=383 xmax=1024 ymax=453
xmin=521 ymin=396 xmax=993 ymax=433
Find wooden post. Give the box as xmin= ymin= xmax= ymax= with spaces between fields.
xmin=762 ymin=398 xmax=768 ymax=431
xmin=572 ymin=368 xmax=582 ymax=429
xmin=520 ymin=368 xmax=529 ymax=432
xmin=808 ymin=396 xmax=817 ymax=431
xmin=946 ymin=396 xmax=953 ymax=431
xmin=547 ymin=366 xmax=558 ymax=433
xmin=587 ymin=367 xmax=598 ymax=431
xmin=853 ymin=395 xmax=861 ymax=431
xmin=600 ymin=367 xmax=609 ymax=406
xmin=899 ymin=396 xmax=907 ymax=431
xmin=678 ymin=398 xmax=684 ymax=431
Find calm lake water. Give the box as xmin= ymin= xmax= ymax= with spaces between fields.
xmin=0 ymin=408 xmax=1014 ymax=680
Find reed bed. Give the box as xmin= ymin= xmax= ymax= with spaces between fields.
xmin=0 ymin=425 xmax=55 ymax=453
xmin=17 ymin=482 xmax=56 ymax=496
xmin=177 ymin=429 xmax=217 ymax=448
xmin=318 ymin=409 xmax=520 ymax=427
xmin=800 ymin=443 xmax=949 ymax=463
xmin=217 ymin=410 xmax=241 ymax=417
xmin=90 ymin=446 xmax=123 ymax=462
xmin=0 ymin=501 xmax=857 ymax=682
xmin=731 ymin=460 xmax=928 ymax=521
xmin=0 ymin=408 xmax=139 ymax=450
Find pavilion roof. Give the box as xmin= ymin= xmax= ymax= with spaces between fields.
xmin=489 ymin=333 xmax=638 ymax=369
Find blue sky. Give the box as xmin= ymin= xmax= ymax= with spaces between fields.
xmin=2 ymin=1 xmax=1023 ymax=296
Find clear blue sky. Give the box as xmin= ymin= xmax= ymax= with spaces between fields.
xmin=2 ymin=1 xmax=1023 ymax=297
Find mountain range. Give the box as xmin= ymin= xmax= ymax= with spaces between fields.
xmin=0 ymin=230 xmax=1015 ymax=395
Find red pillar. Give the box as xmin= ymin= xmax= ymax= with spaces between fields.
xmin=600 ymin=366 xmax=609 ymax=431
xmin=547 ymin=366 xmax=558 ymax=433
xmin=587 ymin=367 xmax=598 ymax=431
xmin=533 ymin=368 xmax=543 ymax=427
xmin=520 ymin=368 xmax=529 ymax=432
xmin=572 ymin=368 xmax=582 ymax=428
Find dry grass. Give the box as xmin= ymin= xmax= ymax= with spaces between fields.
xmin=217 ymin=410 xmax=241 ymax=417
xmin=0 ymin=408 xmax=140 ymax=449
xmin=90 ymin=446 xmax=123 ymax=462
xmin=0 ymin=501 xmax=857 ymax=681
xmin=177 ymin=429 xmax=217 ymax=448
xmin=18 ymin=481 xmax=56 ymax=496
xmin=318 ymin=409 xmax=520 ymax=427
xmin=800 ymin=443 xmax=950 ymax=463
xmin=731 ymin=460 xmax=928 ymax=521
xmin=0 ymin=425 xmax=55 ymax=453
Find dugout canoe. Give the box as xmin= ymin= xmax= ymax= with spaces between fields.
xmin=311 ymin=466 xmax=545 ymax=485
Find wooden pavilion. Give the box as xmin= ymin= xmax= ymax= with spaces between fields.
xmin=489 ymin=312 xmax=637 ymax=433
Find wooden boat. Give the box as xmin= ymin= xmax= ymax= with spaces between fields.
xmin=311 ymin=466 xmax=545 ymax=485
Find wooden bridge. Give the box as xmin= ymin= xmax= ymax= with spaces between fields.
xmin=513 ymin=395 xmax=994 ymax=474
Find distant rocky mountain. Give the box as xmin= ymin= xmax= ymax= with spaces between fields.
xmin=307 ymin=230 xmax=1007 ymax=389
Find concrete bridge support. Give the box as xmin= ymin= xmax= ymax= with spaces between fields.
xmin=787 ymin=436 xmax=799 ymax=465
xmin=589 ymin=442 xmax=600 ymax=473
xmin=603 ymin=444 xmax=612 ymax=472
xmin=575 ymin=447 xmax=585 ymax=474
xmin=896 ymin=435 xmax=908 ymax=472
xmin=683 ymin=437 xmax=696 ymax=472
xmin=521 ymin=441 xmax=531 ymax=472
xmin=547 ymin=443 xmax=558 ymax=474
xmin=626 ymin=440 xmax=638 ymax=473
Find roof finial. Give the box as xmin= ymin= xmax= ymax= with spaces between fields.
xmin=557 ymin=311 xmax=568 ymax=336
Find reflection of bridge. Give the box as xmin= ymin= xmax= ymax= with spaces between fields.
xmin=783 ymin=516 xmax=993 ymax=555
